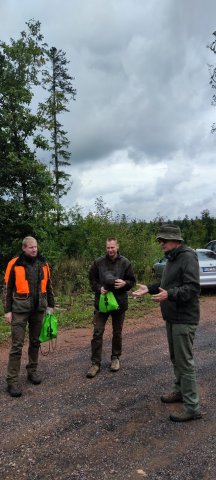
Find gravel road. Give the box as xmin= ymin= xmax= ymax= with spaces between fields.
xmin=0 ymin=295 xmax=216 ymax=480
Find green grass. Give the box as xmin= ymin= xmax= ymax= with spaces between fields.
xmin=0 ymin=303 xmax=10 ymax=343
xmin=1 ymin=290 xmax=213 ymax=344
xmin=55 ymin=292 xmax=94 ymax=328
xmin=0 ymin=291 xmax=157 ymax=344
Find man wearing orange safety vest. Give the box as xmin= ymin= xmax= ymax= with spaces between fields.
xmin=4 ymin=236 xmax=55 ymax=397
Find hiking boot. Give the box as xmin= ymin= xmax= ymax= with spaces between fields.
xmin=27 ymin=372 xmax=42 ymax=385
xmin=161 ymin=392 xmax=183 ymax=403
xmin=86 ymin=364 xmax=100 ymax=378
xmin=110 ymin=357 xmax=120 ymax=372
xmin=7 ymin=384 xmax=22 ymax=398
xmin=169 ymin=411 xmax=202 ymax=422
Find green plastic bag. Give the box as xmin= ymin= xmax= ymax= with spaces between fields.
xmin=39 ymin=313 xmax=58 ymax=343
xmin=99 ymin=291 xmax=119 ymax=313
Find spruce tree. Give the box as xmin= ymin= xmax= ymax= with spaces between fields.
xmin=40 ymin=47 xmax=77 ymax=208
xmin=208 ymin=31 xmax=216 ymax=133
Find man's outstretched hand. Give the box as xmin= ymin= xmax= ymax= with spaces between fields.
xmin=132 ymin=284 xmax=149 ymax=296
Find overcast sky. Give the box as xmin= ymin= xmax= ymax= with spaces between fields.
xmin=1 ymin=0 xmax=216 ymax=221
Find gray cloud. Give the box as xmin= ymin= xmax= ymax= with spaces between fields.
xmin=1 ymin=0 xmax=216 ymax=220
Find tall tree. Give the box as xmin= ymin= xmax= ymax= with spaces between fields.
xmin=0 ymin=20 xmax=56 ymax=257
xmin=208 ymin=31 xmax=216 ymax=133
xmin=40 ymin=47 xmax=77 ymax=208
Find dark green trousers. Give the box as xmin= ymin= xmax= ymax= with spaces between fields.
xmin=91 ymin=310 xmax=125 ymax=365
xmin=7 ymin=311 xmax=44 ymax=385
xmin=166 ymin=322 xmax=200 ymax=414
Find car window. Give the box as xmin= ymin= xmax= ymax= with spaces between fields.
xmin=206 ymin=241 xmax=216 ymax=252
xmin=197 ymin=251 xmax=216 ymax=260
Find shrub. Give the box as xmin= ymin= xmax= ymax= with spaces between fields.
xmin=52 ymin=257 xmax=89 ymax=299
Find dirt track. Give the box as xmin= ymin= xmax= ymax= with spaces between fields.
xmin=0 ymin=295 xmax=216 ymax=480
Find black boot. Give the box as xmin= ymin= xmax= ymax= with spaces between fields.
xmin=7 ymin=383 xmax=22 ymax=397
xmin=27 ymin=372 xmax=42 ymax=385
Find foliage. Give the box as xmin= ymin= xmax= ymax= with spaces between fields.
xmin=0 ymin=20 xmax=57 ymax=261
xmin=1 ymin=188 xmax=216 ymax=343
xmin=52 ymin=257 xmax=89 ymax=297
xmin=46 ymin=201 xmax=216 ymax=291
xmin=0 ymin=302 xmax=10 ymax=343
xmin=0 ymin=19 xmax=48 ymax=167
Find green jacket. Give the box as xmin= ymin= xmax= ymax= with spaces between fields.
xmin=149 ymin=245 xmax=200 ymax=324
xmin=89 ymin=253 xmax=136 ymax=311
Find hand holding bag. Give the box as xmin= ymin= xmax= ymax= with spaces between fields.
xmin=99 ymin=291 xmax=119 ymax=313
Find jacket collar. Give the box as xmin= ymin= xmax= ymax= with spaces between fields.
xmin=165 ymin=245 xmax=184 ymax=261
xmin=105 ymin=253 xmax=121 ymax=262
xmin=15 ymin=252 xmax=47 ymax=266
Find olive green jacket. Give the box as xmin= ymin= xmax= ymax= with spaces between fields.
xmin=149 ymin=245 xmax=200 ymax=324
xmin=89 ymin=253 xmax=136 ymax=311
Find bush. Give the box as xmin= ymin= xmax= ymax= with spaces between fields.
xmin=52 ymin=257 xmax=89 ymax=299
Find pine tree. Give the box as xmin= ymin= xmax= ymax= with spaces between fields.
xmin=40 ymin=47 xmax=77 ymax=207
xmin=208 ymin=31 xmax=216 ymax=133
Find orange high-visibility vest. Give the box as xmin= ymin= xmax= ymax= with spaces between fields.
xmin=4 ymin=257 xmax=50 ymax=294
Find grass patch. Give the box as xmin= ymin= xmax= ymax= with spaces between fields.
xmin=127 ymin=294 xmax=157 ymax=318
xmin=0 ymin=291 xmax=157 ymax=344
xmin=2 ymin=289 xmax=211 ymax=344
xmin=0 ymin=303 xmax=10 ymax=343
xmin=55 ymin=292 xmax=94 ymax=328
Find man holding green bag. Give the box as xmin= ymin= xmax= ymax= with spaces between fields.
xmin=87 ymin=238 xmax=136 ymax=378
xmin=4 ymin=236 xmax=55 ymax=397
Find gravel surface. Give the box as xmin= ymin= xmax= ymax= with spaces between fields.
xmin=0 ymin=295 xmax=216 ymax=480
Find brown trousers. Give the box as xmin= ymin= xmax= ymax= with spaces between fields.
xmin=7 ymin=311 xmax=44 ymax=385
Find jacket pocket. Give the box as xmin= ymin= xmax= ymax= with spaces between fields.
xmin=12 ymin=294 xmax=32 ymax=312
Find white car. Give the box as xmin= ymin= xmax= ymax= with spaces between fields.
xmin=205 ymin=240 xmax=216 ymax=252
xmin=152 ymin=248 xmax=216 ymax=288
xmin=196 ymin=249 xmax=216 ymax=288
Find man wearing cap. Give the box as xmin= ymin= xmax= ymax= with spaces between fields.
xmin=86 ymin=237 xmax=136 ymax=378
xmin=133 ymin=224 xmax=201 ymax=422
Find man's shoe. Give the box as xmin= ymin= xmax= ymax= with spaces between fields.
xmin=170 ymin=411 xmax=202 ymax=422
xmin=161 ymin=392 xmax=183 ymax=403
xmin=110 ymin=358 xmax=120 ymax=372
xmin=7 ymin=384 xmax=22 ymax=398
xmin=86 ymin=364 xmax=100 ymax=378
xmin=27 ymin=372 xmax=42 ymax=385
